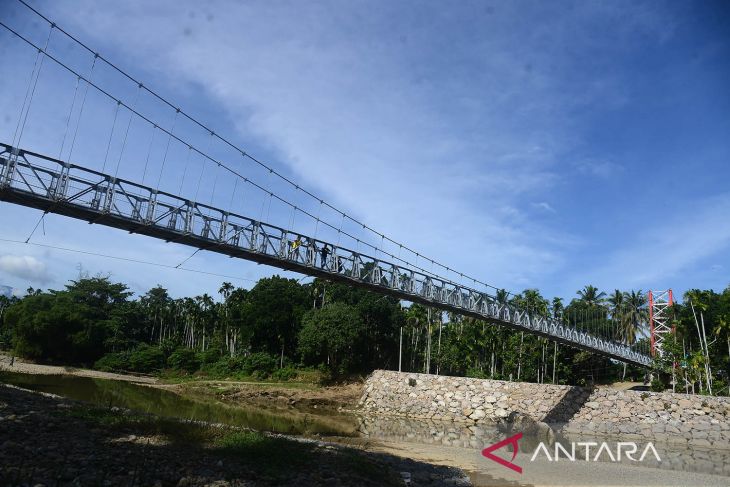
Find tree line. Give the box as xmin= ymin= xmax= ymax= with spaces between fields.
xmin=0 ymin=274 xmax=727 ymax=393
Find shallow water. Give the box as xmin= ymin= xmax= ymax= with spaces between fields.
xmin=3 ymin=370 xmax=729 ymax=485
xmin=356 ymin=413 xmax=730 ymax=484
xmin=0 ymin=370 xmax=359 ymax=436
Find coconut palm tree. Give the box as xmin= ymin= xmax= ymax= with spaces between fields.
xmin=577 ymin=285 xmax=606 ymax=306
xmin=551 ymin=297 xmax=564 ymax=320
xmin=495 ymin=289 xmax=509 ymax=305
xmin=616 ymin=290 xmax=647 ymax=380
xmin=621 ymin=290 xmax=647 ymax=346
xmin=607 ymin=289 xmax=625 ymax=341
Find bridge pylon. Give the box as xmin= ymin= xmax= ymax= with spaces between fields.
xmin=648 ymin=289 xmax=674 ymax=357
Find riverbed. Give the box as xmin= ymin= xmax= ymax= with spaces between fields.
xmin=2 ymin=368 xmax=730 ymax=486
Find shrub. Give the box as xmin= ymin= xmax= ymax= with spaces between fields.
xmin=197 ymin=347 xmax=222 ymax=366
xmin=167 ymin=347 xmax=200 ymax=373
xmin=159 ymin=338 xmax=179 ymax=358
xmin=128 ymin=344 xmax=165 ymax=373
xmin=94 ymin=352 xmax=130 ymax=372
xmin=466 ymin=367 xmax=488 ymax=379
xmin=243 ymin=352 xmax=277 ymax=377
xmin=650 ymin=377 xmax=665 ymax=392
xmin=271 ymin=366 xmax=297 ymax=381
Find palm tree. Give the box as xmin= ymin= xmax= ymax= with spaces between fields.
xmin=685 ymin=289 xmax=713 ymax=394
xmin=715 ymin=315 xmax=730 ymax=370
xmin=218 ymin=282 xmax=235 ymax=356
xmin=521 ymin=289 xmax=549 ymax=317
xmin=577 ymin=285 xmax=606 ymax=306
xmin=619 ymin=290 xmax=647 ymax=380
xmin=622 ymin=290 xmax=647 ymax=346
xmin=551 ymin=297 xmax=564 ymax=320
xmin=607 ymin=289 xmax=625 ymax=341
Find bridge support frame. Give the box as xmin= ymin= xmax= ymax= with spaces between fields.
xmin=649 ymin=289 xmax=674 ymax=357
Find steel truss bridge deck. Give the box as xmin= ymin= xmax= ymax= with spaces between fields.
xmin=0 ymin=143 xmax=651 ymax=366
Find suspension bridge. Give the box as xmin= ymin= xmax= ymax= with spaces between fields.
xmin=0 ymin=1 xmax=651 ymax=366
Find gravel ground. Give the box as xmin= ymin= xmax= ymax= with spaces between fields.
xmin=0 ymin=383 xmax=472 ymax=487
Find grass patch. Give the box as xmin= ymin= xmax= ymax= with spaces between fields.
xmin=214 ymin=431 xmax=314 ymax=477
xmin=59 ymin=405 xmax=218 ymax=445
xmin=55 ymin=404 xmax=400 ymax=485
xmin=214 ymin=431 xmax=400 ymax=484
xmin=338 ymin=448 xmax=401 ymax=484
xmin=158 ymin=367 xmax=324 ymax=387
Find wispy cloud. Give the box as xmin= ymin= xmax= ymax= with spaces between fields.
xmin=43 ymin=0 xmax=656 ymax=291
xmin=580 ymin=193 xmax=730 ymax=292
xmin=574 ymin=159 xmax=624 ymax=179
xmin=0 ymin=254 xmax=52 ymax=284
xmin=532 ymin=202 xmax=556 ymax=213
xmin=2 ymin=0 xmax=724 ymax=301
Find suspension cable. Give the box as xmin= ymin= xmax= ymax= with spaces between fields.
xmin=101 ymin=101 xmax=121 ymax=174
xmin=14 ymin=23 xmax=54 ymax=149
xmin=3 ymin=19 xmax=455 ymax=284
xmin=10 ymin=0 xmax=515 ymax=298
xmin=58 ymin=75 xmax=80 ymax=159
xmin=66 ymin=55 xmax=97 ymax=165
xmin=113 ymin=84 xmax=142 ymax=179
xmin=156 ymin=109 xmax=179 ymax=192
xmin=141 ymin=124 xmax=156 ymax=184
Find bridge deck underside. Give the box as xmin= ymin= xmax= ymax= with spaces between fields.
xmin=0 ymin=143 xmax=651 ymax=366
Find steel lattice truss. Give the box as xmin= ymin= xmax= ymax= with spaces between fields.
xmin=649 ymin=289 xmax=674 ymax=357
xmin=0 ymin=142 xmax=651 ymax=366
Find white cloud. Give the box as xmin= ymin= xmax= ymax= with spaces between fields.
xmin=0 ymin=255 xmax=52 ymax=284
xmin=0 ymin=0 xmax=684 ymax=298
xmin=41 ymin=0 xmax=623 ymax=291
xmin=575 ymin=159 xmax=624 ymax=179
xmin=532 ymin=202 xmax=556 ymax=213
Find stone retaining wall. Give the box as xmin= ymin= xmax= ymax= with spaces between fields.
xmin=359 ymin=370 xmax=730 ymax=448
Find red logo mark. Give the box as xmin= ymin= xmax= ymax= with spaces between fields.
xmin=481 ymin=432 xmax=523 ymax=474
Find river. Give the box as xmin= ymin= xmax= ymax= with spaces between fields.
xmin=2 ymin=370 xmax=730 ymax=486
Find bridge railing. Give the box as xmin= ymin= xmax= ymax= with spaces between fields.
xmin=0 ymin=142 xmax=651 ymax=366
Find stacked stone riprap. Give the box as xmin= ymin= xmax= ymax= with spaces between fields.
xmin=359 ymin=370 xmax=586 ymax=423
xmin=359 ymin=370 xmax=730 ymax=448
xmin=565 ymin=388 xmax=730 ymax=448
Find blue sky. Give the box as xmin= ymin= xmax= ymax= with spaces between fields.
xmin=0 ymin=0 xmax=728 ymax=302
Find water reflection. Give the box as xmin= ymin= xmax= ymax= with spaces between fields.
xmin=0 ymin=371 xmax=359 ymax=437
xmin=357 ymin=414 xmax=730 ymax=477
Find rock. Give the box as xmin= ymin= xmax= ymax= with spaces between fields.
xmin=471 ymin=409 xmax=486 ymax=420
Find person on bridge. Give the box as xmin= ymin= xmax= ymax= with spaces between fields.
xmin=320 ymin=244 xmax=330 ymax=269
xmin=290 ymin=235 xmax=302 ymax=260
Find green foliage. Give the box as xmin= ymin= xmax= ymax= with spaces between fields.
xmin=6 ymin=290 xmax=111 ymax=365
xmin=238 ymin=276 xmax=310 ymax=358
xmin=271 ymin=366 xmax=297 ymax=381
xmin=128 ymin=344 xmax=165 ymax=373
xmin=215 ymin=431 xmax=314 ymax=477
xmin=197 ymin=346 xmax=222 ymax=366
xmin=243 ymin=352 xmax=277 ymax=377
xmin=93 ymin=351 xmax=130 ymax=372
xmin=466 ymin=367 xmax=488 ymax=379
xmin=651 ymin=377 xmax=666 ymax=392
xmin=298 ymin=302 xmax=364 ymax=376
xmin=4 ymin=269 xmax=729 ymax=393
xmin=167 ymin=347 xmax=200 ymax=373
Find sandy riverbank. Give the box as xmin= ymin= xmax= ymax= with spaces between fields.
xmin=0 ymin=352 xmax=158 ymax=384
xmin=0 ymin=352 xmax=363 ymax=412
